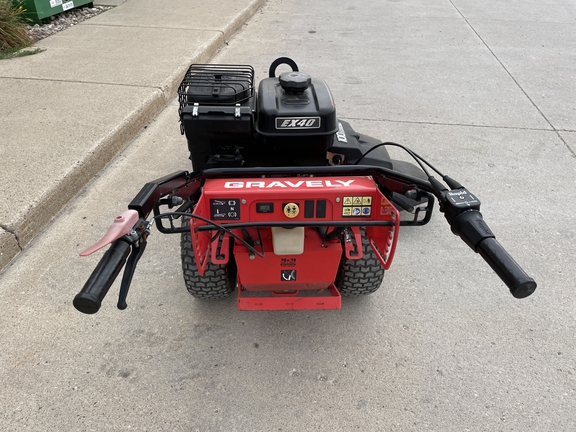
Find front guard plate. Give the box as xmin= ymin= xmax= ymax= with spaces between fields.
xmin=237 ymin=283 xmax=341 ymax=311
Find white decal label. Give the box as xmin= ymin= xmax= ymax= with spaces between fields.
xmin=336 ymin=122 xmax=348 ymax=143
xmin=275 ymin=117 xmax=321 ymax=130
xmin=224 ymin=180 xmax=355 ymax=189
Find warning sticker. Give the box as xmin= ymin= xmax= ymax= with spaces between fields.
xmin=210 ymin=198 xmax=240 ymax=220
xmin=380 ymin=205 xmax=391 ymax=216
xmin=342 ymin=196 xmax=372 ymax=217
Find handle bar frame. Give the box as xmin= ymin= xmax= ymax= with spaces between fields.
xmin=74 ymin=164 xmax=536 ymax=314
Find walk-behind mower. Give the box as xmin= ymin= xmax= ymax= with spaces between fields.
xmin=73 ymin=58 xmax=536 ymax=314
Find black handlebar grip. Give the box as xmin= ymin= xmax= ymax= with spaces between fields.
xmin=476 ymin=237 xmax=537 ymax=299
xmin=73 ymin=240 xmax=131 ymax=314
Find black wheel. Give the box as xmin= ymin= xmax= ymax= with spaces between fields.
xmin=335 ymin=228 xmax=385 ymax=297
xmin=180 ymin=218 xmax=235 ymax=299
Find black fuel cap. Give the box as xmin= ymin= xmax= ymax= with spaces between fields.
xmin=279 ymin=71 xmax=311 ymax=94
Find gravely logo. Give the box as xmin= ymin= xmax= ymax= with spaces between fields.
xmin=224 ymin=179 xmax=355 ymax=188
xmin=275 ymin=117 xmax=321 ymax=129
xmin=281 ymin=270 xmax=297 ymax=281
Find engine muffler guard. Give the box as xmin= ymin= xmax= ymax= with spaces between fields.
xmin=189 ymin=175 xmax=400 ymax=310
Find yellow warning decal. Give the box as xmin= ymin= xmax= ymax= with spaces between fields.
xmin=341 ymin=196 xmax=372 ymax=217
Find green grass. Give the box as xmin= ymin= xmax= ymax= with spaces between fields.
xmin=0 ymin=0 xmax=35 ymax=57
xmin=0 ymin=45 xmax=43 ymax=59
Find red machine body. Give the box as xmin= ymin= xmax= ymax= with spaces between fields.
xmin=72 ymin=59 xmax=537 ymax=317
xmin=190 ymin=176 xmax=400 ymax=310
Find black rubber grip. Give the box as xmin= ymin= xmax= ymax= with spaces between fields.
xmin=73 ymin=240 xmax=131 ymax=314
xmin=476 ymin=237 xmax=537 ymax=299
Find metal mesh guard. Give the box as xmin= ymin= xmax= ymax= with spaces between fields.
xmin=178 ymin=64 xmax=255 ymax=111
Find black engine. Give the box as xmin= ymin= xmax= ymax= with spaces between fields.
xmin=177 ymin=58 xmax=395 ymax=171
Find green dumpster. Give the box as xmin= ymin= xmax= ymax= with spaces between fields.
xmin=19 ymin=0 xmax=94 ymax=22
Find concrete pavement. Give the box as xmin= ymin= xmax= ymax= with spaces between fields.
xmin=0 ymin=0 xmax=266 ymax=270
xmin=1 ymin=0 xmax=576 ymax=430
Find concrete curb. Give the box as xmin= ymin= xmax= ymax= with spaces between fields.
xmin=0 ymin=229 xmax=20 ymax=269
xmin=0 ymin=0 xmax=266 ymax=272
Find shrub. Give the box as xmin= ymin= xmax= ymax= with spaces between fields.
xmin=0 ymin=0 xmax=33 ymax=52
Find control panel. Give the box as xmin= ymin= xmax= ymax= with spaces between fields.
xmin=197 ymin=176 xmax=397 ymax=223
xmin=189 ymin=176 xmax=401 ymax=274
